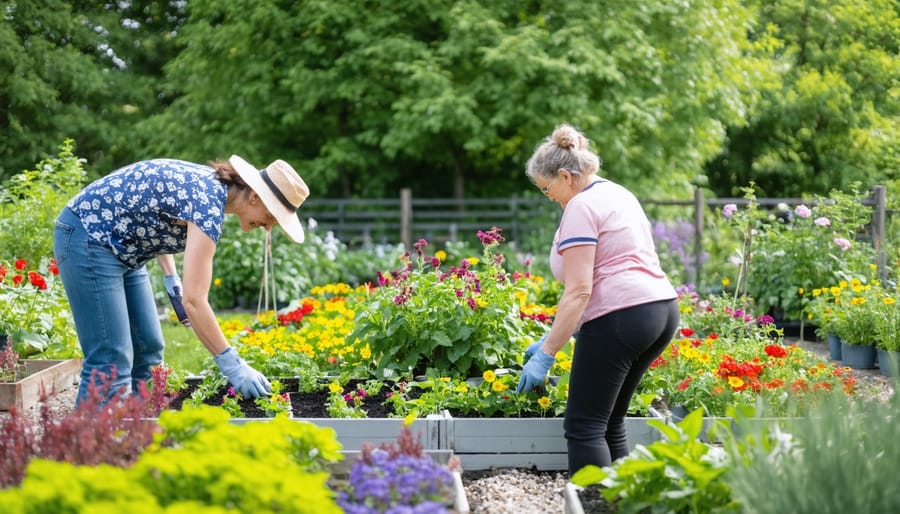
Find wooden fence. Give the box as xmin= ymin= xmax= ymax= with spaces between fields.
xmin=300 ymin=186 xmax=890 ymax=285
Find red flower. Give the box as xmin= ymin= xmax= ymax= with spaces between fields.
xmin=48 ymin=259 xmax=59 ymax=275
xmin=679 ymin=328 xmax=695 ymax=337
xmin=0 ymin=265 xmax=6 ymax=280
xmin=764 ymin=344 xmax=788 ymax=358
xmin=677 ymin=376 xmax=693 ymax=391
xmin=14 ymin=259 xmax=27 ymax=270
xmin=28 ymin=271 xmax=47 ymax=290
xmin=12 ymin=275 xmax=23 ymax=286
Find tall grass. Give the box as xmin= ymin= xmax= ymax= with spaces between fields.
xmin=725 ymin=389 xmax=900 ymax=513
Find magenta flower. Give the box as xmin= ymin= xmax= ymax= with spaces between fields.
xmin=757 ymin=314 xmax=775 ymax=325
xmin=722 ymin=204 xmax=737 ymax=218
xmin=815 ymin=217 xmax=831 ymax=227
xmin=413 ymin=238 xmax=428 ymax=255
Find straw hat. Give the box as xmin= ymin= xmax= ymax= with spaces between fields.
xmin=229 ymin=155 xmax=309 ymax=243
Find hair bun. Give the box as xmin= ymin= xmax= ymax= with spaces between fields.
xmin=552 ymin=126 xmax=578 ymax=149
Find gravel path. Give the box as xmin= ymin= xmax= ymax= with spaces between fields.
xmin=2 ymin=337 xmax=894 ymax=514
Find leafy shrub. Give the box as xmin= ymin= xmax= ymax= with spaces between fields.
xmin=205 ymin=218 xmax=402 ymax=310
xmin=570 ymin=409 xmax=738 ymax=513
xmin=348 ymin=228 xmax=537 ymax=378
xmin=723 ymin=184 xmax=875 ymax=320
xmin=0 ymin=366 xmax=174 ymax=488
xmin=0 ymin=403 xmax=344 ymax=513
xmin=0 ymin=139 xmax=86 ymax=265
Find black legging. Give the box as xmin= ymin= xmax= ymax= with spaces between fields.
xmin=564 ymin=298 xmax=680 ymax=475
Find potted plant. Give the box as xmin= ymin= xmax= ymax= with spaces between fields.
xmin=830 ymin=277 xmax=880 ymax=369
xmin=804 ymin=286 xmax=843 ymax=360
xmin=872 ymin=290 xmax=900 ymax=376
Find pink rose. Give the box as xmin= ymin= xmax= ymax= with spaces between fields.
xmin=815 ymin=217 xmax=831 ymax=227
xmin=794 ymin=205 xmax=811 ymax=218
xmin=722 ymin=204 xmax=737 ymax=218
xmin=833 ymin=238 xmax=852 ymax=251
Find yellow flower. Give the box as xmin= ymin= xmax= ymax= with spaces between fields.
xmin=537 ymin=397 xmax=552 ymax=409
xmin=884 ymin=297 xmax=897 ymax=305
xmin=360 ymin=344 xmax=372 ymax=359
xmin=328 ymin=381 xmax=343 ymax=394
xmin=491 ymin=381 xmax=508 ymax=392
xmin=727 ymin=376 xmax=744 ymax=389
xmin=214 ymin=277 xmax=222 ymax=287
xmin=435 ymin=250 xmax=447 ymax=261
xmin=798 ymin=287 xmax=805 ymax=295
xmin=466 ymin=257 xmax=479 ymax=265
xmin=483 ymin=370 xmax=496 ymax=383
xmin=722 ymin=277 xmax=730 ymax=286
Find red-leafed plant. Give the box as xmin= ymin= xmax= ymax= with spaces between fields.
xmin=0 ymin=365 xmax=175 ymax=488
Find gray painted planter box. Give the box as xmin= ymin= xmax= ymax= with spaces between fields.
xmin=445 ymin=408 xmax=666 ymax=471
xmin=232 ymin=413 xmax=448 ymax=451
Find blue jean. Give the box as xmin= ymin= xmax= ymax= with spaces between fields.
xmin=564 ymin=298 xmax=680 ymax=475
xmin=53 ymin=207 xmax=165 ymax=405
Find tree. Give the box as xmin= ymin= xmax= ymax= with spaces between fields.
xmin=705 ymin=0 xmax=900 ymax=198
xmin=0 ymin=0 xmax=186 ymax=181
xmin=139 ymin=0 xmax=755 ymax=199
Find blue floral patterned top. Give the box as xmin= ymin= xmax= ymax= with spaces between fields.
xmin=66 ymin=159 xmax=228 ymax=269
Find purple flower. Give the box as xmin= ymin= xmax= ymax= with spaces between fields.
xmin=794 ymin=204 xmax=811 ymax=218
xmin=722 ymin=204 xmax=737 ymax=218
xmin=815 ymin=217 xmax=831 ymax=227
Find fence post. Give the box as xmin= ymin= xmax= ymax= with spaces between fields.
xmin=401 ymin=188 xmax=412 ymax=249
xmin=693 ymin=187 xmax=705 ymax=290
xmin=871 ymin=185 xmax=887 ymax=282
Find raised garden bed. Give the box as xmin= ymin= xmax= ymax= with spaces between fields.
xmin=0 ymin=359 xmax=81 ymax=411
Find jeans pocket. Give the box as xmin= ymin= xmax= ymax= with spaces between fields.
xmin=53 ymin=219 xmax=75 ymax=266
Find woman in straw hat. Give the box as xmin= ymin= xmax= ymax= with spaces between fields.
xmin=53 ymin=155 xmax=309 ymax=405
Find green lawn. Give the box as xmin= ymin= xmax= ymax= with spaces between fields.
xmin=161 ymin=311 xmax=256 ymax=374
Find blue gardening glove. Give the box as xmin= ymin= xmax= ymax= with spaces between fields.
xmin=516 ymin=348 xmax=555 ymax=393
xmin=214 ymin=347 xmax=272 ymax=398
xmin=523 ymin=334 xmax=548 ymax=364
xmin=164 ymin=274 xmax=182 ymax=297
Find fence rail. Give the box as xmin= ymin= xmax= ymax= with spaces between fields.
xmin=301 ymin=186 xmax=890 ymax=287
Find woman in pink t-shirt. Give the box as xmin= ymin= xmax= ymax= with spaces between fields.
xmin=516 ymin=124 xmax=679 ymax=476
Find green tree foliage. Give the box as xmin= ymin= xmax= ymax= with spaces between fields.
xmin=706 ymin=0 xmax=900 ymax=197
xmin=0 ymin=0 xmax=186 ymax=181
xmin=138 ymin=0 xmax=754 ymax=199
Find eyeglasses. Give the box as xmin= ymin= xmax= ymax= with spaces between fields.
xmin=540 ymin=175 xmax=561 ymax=195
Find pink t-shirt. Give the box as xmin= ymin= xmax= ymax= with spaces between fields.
xmin=549 ymin=179 xmax=677 ymax=324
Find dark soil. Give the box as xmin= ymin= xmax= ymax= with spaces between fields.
xmin=577 ymin=485 xmax=616 ymax=513
xmin=168 ymin=378 xmax=413 ymax=418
